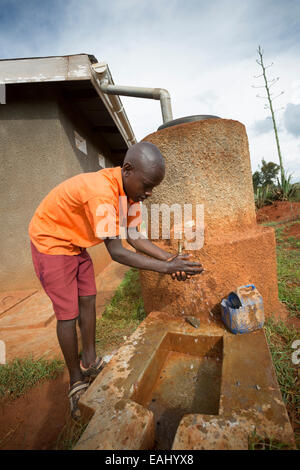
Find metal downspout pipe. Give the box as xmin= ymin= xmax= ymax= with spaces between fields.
xmin=91 ymin=62 xmax=173 ymax=127
xmin=99 ymin=79 xmax=173 ymax=124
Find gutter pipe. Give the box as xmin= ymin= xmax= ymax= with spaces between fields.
xmin=92 ymin=62 xmax=173 ymax=127
xmin=90 ymin=65 xmax=136 ymax=146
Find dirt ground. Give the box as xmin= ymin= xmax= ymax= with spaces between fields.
xmin=257 ymin=202 xmax=300 ymax=331
xmin=256 ymin=201 xmax=300 ymax=224
xmin=0 ymin=261 xmax=129 ymax=450
xmin=0 ymin=369 xmax=70 ymax=450
xmin=283 ymin=222 xmax=300 ymax=239
xmin=1 ymin=202 xmax=299 ymax=450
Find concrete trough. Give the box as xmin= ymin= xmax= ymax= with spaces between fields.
xmin=75 ymin=312 xmax=295 ymax=450
xmin=131 ymin=333 xmax=223 ymax=449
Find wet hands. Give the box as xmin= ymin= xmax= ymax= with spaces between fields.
xmin=166 ymin=254 xmax=204 ymax=282
xmin=171 ymin=271 xmax=190 ymax=281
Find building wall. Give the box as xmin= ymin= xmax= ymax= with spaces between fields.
xmin=56 ymin=95 xmax=115 ymax=280
xmin=0 ymin=84 xmax=116 ymax=292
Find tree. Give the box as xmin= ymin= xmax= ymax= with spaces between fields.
xmin=252 ymin=170 xmax=262 ymax=190
xmin=252 ymin=159 xmax=280 ymax=190
xmin=260 ymin=159 xmax=280 ymax=186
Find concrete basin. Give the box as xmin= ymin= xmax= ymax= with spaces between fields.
xmin=131 ymin=333 xmax=223 ymax=449
xmin=75 ymin=311 xmax=295 ymax=450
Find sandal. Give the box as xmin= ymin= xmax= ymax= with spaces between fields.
xmin=68 ymin=380 xmax=89 ymax=421
xmin=80 ymin=356 xmax=105 ymax=379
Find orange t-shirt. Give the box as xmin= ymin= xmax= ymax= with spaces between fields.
xmin=29 ymin=166 xmax=141 ymax=255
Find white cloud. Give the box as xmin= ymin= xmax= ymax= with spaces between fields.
xmin=252 ymin=118 xmax=274 ymax=136
xmin=0 ymin=0 xmax=299 ymax=181
xmin=284 ymin=103 xmax=300 ymax=137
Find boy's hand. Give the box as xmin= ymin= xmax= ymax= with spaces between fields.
xmin=166 ymin=254 xmax=204 ymax=281
xmin=171 ymin=272 xmax=191 ymax=281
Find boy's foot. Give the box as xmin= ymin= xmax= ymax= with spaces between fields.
xmin=68 ymin=380 xmax=89 ymax=421
xmin=80 ymin=355 xmax=105 ymax=379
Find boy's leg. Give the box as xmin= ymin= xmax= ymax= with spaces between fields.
xmin=30 ymin=241 xmax=84 ymax=387
xmin=78 ymin=295 xmax=97 ymax=369
xmin=76 ymin=249 xmax=98 ymax=369
xmin=56 ymin=318 xmax=84 ymax=386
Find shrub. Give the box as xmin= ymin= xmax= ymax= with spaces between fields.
xmin=254 ymin=184 xmax=274 ymax=209
xmin=274 ymin=172 xmax=297 ymax=201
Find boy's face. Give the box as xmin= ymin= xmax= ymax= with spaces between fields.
xmin=122 ymin=163 xmax=164 ymax=203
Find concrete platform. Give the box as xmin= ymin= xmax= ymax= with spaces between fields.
xmin=0 ymin=261 xmax=129 ymax=361
xmin=75 ymin=311 xmax=295 ymax=450
xmin=0 ymin=292 xmax=55 ymax=331
xmin=0 ymin=289 xmax=38 ymax=316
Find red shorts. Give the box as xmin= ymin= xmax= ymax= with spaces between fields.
xmin=30 ymin=241 xmax=97 ymax=321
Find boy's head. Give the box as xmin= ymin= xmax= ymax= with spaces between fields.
xmin=122 ymin=141 xmax=165 ymax=202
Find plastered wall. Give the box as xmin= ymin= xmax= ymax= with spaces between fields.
xmin=0 ymin=85 xmax=114 ymax=291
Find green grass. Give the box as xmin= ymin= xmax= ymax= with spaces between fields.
xmin=251 ymin=220 xmax=300 ymax=449
xmin=252 ymin=318 xmax=300 ymax=450
xmin=95 ymin=268 xmax=147 ymax=356
xmin=248 ymin=428 xmax=295 ymax=450
xmin=263 ymin=218 xmax=300 ymax=228
xmin=273 ymin=222 xmax=300 ymax=318
xmin=54 ymin=417 xmax=89 ymax=450
xmin=263 ymin=220 xmax=300 ymax=449
xmin=0 ymin=357 xmax=64 ymax=401
xmin=248 ymin=316 xmax=299 ymax=450
xmin=264 ymin=318 xmax=299 ymax=415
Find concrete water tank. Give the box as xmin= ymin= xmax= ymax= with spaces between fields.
xmin=139 ymin=117 xmax=285 ymax=322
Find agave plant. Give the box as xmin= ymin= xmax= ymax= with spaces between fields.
xmin=275 ymin=171 xmax=297 ymax=201
xmin=254 ymin=184 xmax=274 ymax=209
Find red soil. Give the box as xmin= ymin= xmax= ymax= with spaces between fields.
xmin=257 ymin=203 xmax=300 ymax=330
xmin=256 ymin=201 xmax=300 ymax=224
xmin=283 ymin=223 xmax=300 ymax=239
xmin=0 ymin=369 xmax=70 ymax=450
xmin=0 ymin=261 xmax=130 ymax=450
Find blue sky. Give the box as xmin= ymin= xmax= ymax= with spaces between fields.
xmin=1 ymin=0 xmax=300 ymax=180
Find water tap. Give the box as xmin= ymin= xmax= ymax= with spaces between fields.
xmin=177 ymin=230 xmax=184 ymax=255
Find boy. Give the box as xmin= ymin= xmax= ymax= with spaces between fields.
xmin=29 ymin=141 xmax=203 ymax=419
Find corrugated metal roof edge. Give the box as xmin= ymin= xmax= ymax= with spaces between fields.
xmin=0 ymin=53 xmax=97 ymax=62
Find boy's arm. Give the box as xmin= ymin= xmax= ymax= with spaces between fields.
xmin=104 ymin=237 xmax=204 ymax=276
xmin=126 ymin=227 xmax=173 ymax=261
xmin=126 ymin=227 xmax=197 ymax=281
xmin=104 ymin=237 xmax=171 ymax=273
